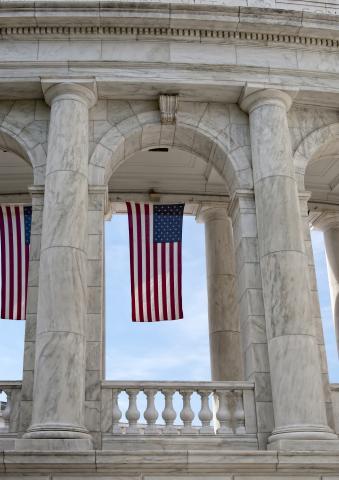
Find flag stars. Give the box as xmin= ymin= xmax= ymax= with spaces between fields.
xmin=154 ymin=204 xmax=184 ymax=243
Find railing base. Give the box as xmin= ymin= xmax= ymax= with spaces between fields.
xmin=102 ymin=433 xmax=258 ymax=451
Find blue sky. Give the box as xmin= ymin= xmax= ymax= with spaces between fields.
xmin=0 ymin=218 xmax=338 ymax=385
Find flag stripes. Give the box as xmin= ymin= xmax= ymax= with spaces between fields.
xmin=127 ymin=202 xmax=183 ymax=322
xmin=0 ymin=205 xmax=31 ymax=321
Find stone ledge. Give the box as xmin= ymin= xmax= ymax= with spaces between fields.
xmin=1 ymin=449 xmax=339 ymax=475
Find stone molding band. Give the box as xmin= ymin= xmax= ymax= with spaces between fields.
xmin=2 ymin=26 xmax=339 ymax=50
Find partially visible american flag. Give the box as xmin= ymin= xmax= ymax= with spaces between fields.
xmin=126 ymin=202 xmax=184 ymax=322
xmin=0 ymin=205 xmax=32 ymax=321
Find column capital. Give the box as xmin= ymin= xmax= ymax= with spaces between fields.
xmin=28 ymin=185 xmax=44 ymax=196
xmin=228 ymin=189 xmax=255 ymax=221
xmin=196 ymin=204 xmax=228 ymax=224
xmin=239 ymin=86 xmax=296 ymax=114
xmin=41 ymin=78 xmax=97 ymax=108
xmin=310 ymin=210 xmax=339 ymax=232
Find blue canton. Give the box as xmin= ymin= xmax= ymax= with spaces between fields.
xmin=24 ymin=206 xmax=32 ymax=245
xmin=153 ymin=204 xmax=184 ymax=243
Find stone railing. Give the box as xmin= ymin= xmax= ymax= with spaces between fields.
xmin=101 ymin=381 xmax=257 ymax=439
xmin=331 ymin=384 xmax=339 ymax=435
xmin=0 ymin=381 xmax=21 ymax=434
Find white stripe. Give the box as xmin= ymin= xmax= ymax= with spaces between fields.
xmin=149 ymin=204 xmax=155 ymax=322
xmin=11 ymin=206 xmax=18 ymax=320
xmin=140 ymin=204 xmax=147 ymax=321
xmin=20 ymin=206 xmax=26 ymax=319
xmin=3 ymin=208 xmax=10 ymax=319
xmin=173 ymin=242 xmax=179 ymax=319
xmin=131 ymin=203 xmax=139 ymax=322
xmin=165 ymin=243 xmax=171 ymax=320
xmin=157 ymin=243 xmax=163 ymax=321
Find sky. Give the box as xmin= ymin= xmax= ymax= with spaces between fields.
xmin=0 ymin=217 xmax=338 ymax=387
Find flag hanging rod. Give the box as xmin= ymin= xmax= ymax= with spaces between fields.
xmin=109 ymin=191 xmax=230 ymax=204
xmin=0 ymin=193 xmax=32 ymax=206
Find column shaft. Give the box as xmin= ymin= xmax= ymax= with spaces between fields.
xmin=241 ymin=89 xmax=336 ymax=448
xmin=200 ymin=207 xmax=243 ymax=381
xmin=25 ymin=83 xmax=96 ymax=443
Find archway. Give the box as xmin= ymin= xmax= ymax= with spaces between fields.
xmin=298 ymin=124 xmax=339 ymax=384
xmin=89 ymin=113 xmax=253 ymax=192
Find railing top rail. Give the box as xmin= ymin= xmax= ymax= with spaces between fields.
xmin=0 ymin=381 xmax=22 ymax=389
xmin=102 ymin=380 xmax=255 ymax=390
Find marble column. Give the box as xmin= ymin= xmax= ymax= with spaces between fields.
xmin=240 ymin=89 xmax=337 ymax=450
xmin=311 ymin=211 xmax=339 ymax=356
xmin=22 ymin=81 xmax=97 ymax=448
xmin=198 ymin=206 xmax=243 ymax=381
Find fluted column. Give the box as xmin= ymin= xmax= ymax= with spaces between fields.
xmin=241 ymin=89 xmax=337 ymax=450
xmin=22 ymin=81 xmax=97 ymax=448
xmin=311 ymin=211 xmax=339 ymax=356
xmin=198 ymin=205 xmax=243 ymax=381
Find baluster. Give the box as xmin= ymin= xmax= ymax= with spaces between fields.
xmin=234 ymin=390 xmax=246 ymax=434
xmin=126 ymin=388 xmax=140 ymax=434
xmin=161 ymin=389 xmax=177 ymax=434
xmin=198 ymin=390 xmax=213 ymax=434
xmin=112 ymin=389 xmax=122 ymax=434
xmin=215 ymin=390 xmax=232 ymax=434
xmin=2 ymin=389 xmax=12 ymax=431
xmin=180 ymin=389 xmax=196 ymax=434
xmin=144 ymin=388 xmax=159 ymax=434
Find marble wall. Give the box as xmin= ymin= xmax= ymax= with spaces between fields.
xmin=230 ymin=192 xmax=273 ymax=449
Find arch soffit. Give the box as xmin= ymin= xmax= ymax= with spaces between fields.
xmin=0 ymin=100 xmax=49 ymax=185
xmin=89 ymin=108 xmax=253 ymax=191
xmin=293 ymin=123 xmax=339 ymax=180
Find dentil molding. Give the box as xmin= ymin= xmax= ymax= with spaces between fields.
xmin=2 ymin=25 xmax=339 ymax=50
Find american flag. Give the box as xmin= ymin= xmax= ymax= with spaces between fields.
xmin=126 ymin=202 xmax=184 ymax=322
xmin=0 ymin=205 xmax=32 ymax=321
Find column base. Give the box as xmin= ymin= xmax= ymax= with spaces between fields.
xmin=16 ymin=423 xmax=93 ymax=450
xmin=268 ymin=424 xmax=339 ymax=451
xmin=15 ymin=438 xmax=93 ymax=451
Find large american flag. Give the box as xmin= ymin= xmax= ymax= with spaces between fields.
xmin=0 ymin=205 xmax=32 ymax=321
xmin=126 ymin=202 xmax=184 ymax=322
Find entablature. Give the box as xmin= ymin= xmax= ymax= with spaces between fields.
xmin=0 ymin=1 xmax=339 ymax=105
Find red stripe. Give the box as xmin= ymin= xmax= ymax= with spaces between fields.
xmin=135 ymin=204 xmax=144 ymax=322
xmin=126 ymin=202 xmax=136 ymax=321
xmin=24 ymin=244 xmax=29 ymax=318
xmin=153 ymin=243 xmax=160 ymax=321
xmin=15 ymin=207 xmax=22 ymax=320
xmin=169 ymin=242 xmax=176 ymax=320
xmin=0 ymin=207 xmax=6 ymax=319
xmin=144 ymin=204 xmax=152 ymax=322
xmin=6 ymin=207 xmax=14 ymax=320
xmin=161 ymin=242 xmax=167 ymax=320
xmin=178 ymin=241 xmax=183 ymax=318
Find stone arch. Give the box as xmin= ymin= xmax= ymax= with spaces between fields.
xmin=293 ymin=123 xmax=339 ymax=189
xmin=0 ymin=100 xmax=49 ymax=185
xmin=89 ymin=107 xmax=253 ymax=192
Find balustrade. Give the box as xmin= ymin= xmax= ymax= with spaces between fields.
xmin=101 ymin=381 xmax=255 ymax=436
xmin=0 ymin=382 xmax=21 ymax=434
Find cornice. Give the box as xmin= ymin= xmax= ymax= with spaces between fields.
xmin=0 ymin=2 xmax=339 ymax=50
